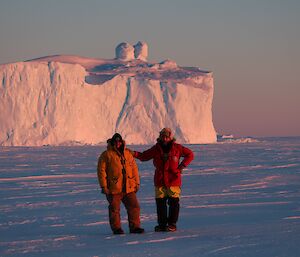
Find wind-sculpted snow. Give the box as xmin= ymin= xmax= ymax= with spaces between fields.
xmin=0 ymin=138 xmax=299 ymax=256
xmin=0 ymin=53 xmax=216 ymax=146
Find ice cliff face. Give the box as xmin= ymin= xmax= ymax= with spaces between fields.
xmin=0 ymin=46 xmax=216 ymax=146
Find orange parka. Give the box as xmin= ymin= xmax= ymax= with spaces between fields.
xmin=97 ymin=141 xmax=140 ymax=194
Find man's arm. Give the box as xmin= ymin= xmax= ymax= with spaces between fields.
xmin=179 ymin=145 xmax=194 ymax=170
xmin=97 ymin=152 xmax=108 ymax=193
xmin=129 ymin=153 xmax=140 ymax=192
xmin=133 ymin=145 xmax=157 ymax=161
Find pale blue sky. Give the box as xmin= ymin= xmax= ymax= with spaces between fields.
xmin=1 ymin=0 xmax=299 ymax=137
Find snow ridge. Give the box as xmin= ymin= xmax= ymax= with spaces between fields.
xmin=116 ymin=77 xmax=132 ymax=131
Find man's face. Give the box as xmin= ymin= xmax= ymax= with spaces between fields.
xmin=161 ymin=135 xmax=171 ymax=145
xmin=115 ymin=138 xmax=122 ymax=148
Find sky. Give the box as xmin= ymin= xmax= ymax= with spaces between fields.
xmin=0 ymin=0 xmax=299 ymax=137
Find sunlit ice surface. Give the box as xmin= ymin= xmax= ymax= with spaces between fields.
xmin=0 ymin=137 xmax=299 ymax=257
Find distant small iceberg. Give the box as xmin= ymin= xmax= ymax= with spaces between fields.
xmin=217 ymin=134 xmax=259 ymax=144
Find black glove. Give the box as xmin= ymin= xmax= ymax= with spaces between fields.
xmin=178 ymin=163 xmax=186 ymax=173
xmin=101 ymin=187 xmax=109 ymax=195
xmin=135 ymin=184 xmax=140 ymax=193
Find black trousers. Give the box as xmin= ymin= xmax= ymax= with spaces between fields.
xmin=156 ymin=197 xmax=180 ymax=226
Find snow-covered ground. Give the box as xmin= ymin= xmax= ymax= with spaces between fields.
xmin=0 ymin=137 xmax=299 ymax=257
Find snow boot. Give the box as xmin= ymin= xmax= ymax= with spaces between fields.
xmin=113 ymin=228 xmax=125 ymax=235
xmin=167 ymin=224 xmax=177 ymax=232
xmin=154 ymin=225 xmax=168 ymax=232
xmin=130 ymin=227 xmax=145 ymax=234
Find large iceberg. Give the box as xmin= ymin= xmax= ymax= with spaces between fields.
xmin=0 ymin=42 xmax=216 ymax=146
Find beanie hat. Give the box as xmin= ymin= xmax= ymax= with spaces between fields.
xmin=159 ymin=128 xmax=173 ymax=138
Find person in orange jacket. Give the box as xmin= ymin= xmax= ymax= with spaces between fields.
xmin=97 ymin=133 xmax=144 ymax=234
xmin=132 ymin=128 xmax=194 ymax=232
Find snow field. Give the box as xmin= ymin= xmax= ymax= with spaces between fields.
xmin=0 ymin=138 xmax=299 ymax=256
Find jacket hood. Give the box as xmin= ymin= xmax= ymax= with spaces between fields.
xmin=106 ymin=138 xmax=126 ymax=152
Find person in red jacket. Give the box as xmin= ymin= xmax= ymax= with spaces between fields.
xmin=132 ymin=128 xmax=194 ymax=232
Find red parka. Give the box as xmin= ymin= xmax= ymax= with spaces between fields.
xmin=134 ymin=141 xmax=194 ymax=187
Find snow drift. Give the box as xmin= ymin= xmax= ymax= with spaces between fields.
xmin=0 ymin=43 xmax=216 ymax=146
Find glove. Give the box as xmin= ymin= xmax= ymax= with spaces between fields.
xmin=135 ymin=184 xmax=140 ymax=193
xmin=178 ymin=163 xmax=186 ymax=173
xmin=101 ymin=187 xmax=109 ymax=195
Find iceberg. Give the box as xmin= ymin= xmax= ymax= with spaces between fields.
xmin=0 ymin=42 xmax=216 ymax=146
